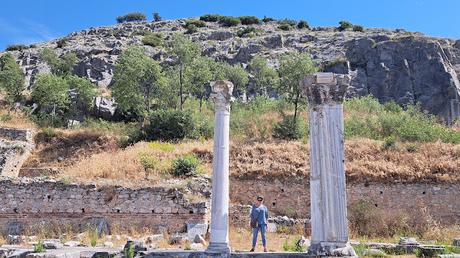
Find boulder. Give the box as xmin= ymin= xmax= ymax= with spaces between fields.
xmin=43 ymin=239 xmax=63 ymax=249
xmin=186 ymin=223 xmax=208 ymax=241
xmin=362 ymin=248 xmax=386 ymax=257
xmin=63 ymin=241 xmax=81 ymax=247
xmin=7 ymin=235 xmax=21 ymax=245
xmin=123 ymin=240 xmax=147 ymax=253
xmin=262 ymin=35 xmax=283 ymax=49
xmin=85 ymin=217 xmax=110 ymax=236
xmin=207 ymin=31 xmax=234 ymax=41
xmin=92 ymin=97 xmax=117 ymax=120
xmin=295 ymin=236 xmax=310 ymax=250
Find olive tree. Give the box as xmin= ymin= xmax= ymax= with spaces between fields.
xmin=112 ymin=47 xmax=165 ymax=119
xmin=248 ymin=55 xmax=278 ymax=96
xmin=278 ymin=52 xmax=317 ymax=120
xmin=0 ymin=53 xmax=25 ymax=105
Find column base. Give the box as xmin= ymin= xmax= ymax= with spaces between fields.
xmin=206 ymin=242 xmax=231 ymax=254
xmin=308 ymin=242 xmax=357 ymax=257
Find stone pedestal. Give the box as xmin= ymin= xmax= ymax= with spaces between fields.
xmin=301 ymin=73 xmax=356 ymax=257
xmin=206 ymin=80 xmax=234 ymax=254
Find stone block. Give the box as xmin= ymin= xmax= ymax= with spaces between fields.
xmin=186 ymin=223 xmax=208 ymax=241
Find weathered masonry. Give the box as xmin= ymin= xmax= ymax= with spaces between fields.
xmin=0 ymin=178 xmax=207 ymax=235
xmin=0 ymin=128 xmax=34 ymax=177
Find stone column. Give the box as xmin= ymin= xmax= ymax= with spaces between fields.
xmin=301 ymin=73 xmax=355 ymax=256
xmin=207 ymin=80 xmax=233 ymax=254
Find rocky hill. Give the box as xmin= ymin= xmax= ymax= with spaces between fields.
xmin=3 ymin=18 xmax=460 ymax=122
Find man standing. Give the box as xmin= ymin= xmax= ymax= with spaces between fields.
xmin=250 ymin=195 xmax=268 ymax=252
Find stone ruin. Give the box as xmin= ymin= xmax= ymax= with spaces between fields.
xmin=0 ymin=128 xmax=34 ymax=177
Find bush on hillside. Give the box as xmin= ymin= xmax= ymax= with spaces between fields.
xmin=171 ymin=155 xmax=200 ymax=177
xmin=297 ymin=20 xmax=310 ymax=29
xmin=273 ymin=115 xmax=304 ymax=140
xmin=338 ymin=20 xmax=353 ymax=31
xmin=185 ymin=24 xmax=198 ymax=34
xmin=278 ymin=19 xmax=296 ymax=31
xmin=218 ymin=16 xmax=241 ymax=27
xmin=262 ymin=16 xmax=275 ymax=23
xmin=353 ymin=25 xmax=364 ymax=32
xmin=239 ymin=16 xmax=260 ymax=25
xmin=142 ymin=32 xmax=163 ymax=47
xmin=200 ymin=14 xmax=221 ymax=22
xmin=116 ymin=12 xmax=147 ymax=23
xmin=5 ymin=44 xmax=29 ymax=51
xmin=237 ymin=27 xmax=261 ymax=37
xmin=146 ymin=110 xmax=195 ymax=141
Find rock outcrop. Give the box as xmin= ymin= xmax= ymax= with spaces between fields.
xmin=3 ymin=19 xmax=460 ymax=122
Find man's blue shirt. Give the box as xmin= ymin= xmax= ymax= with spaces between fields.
xmin=250 ymin=204 xmax=269 ymax=225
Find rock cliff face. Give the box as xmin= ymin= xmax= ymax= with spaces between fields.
xmin=3 ymin=19 xmax=460 ymax=122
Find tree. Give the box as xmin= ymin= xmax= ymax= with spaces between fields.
xmin=40 ymin=49 xmax=78 ymax=76
xmin=278 ymin=52 xmax=317 ymax=120
xmin=153 ymin=12 xmax=161 ymax=22
xmin=32 ymin=74 xmax=70 ymax=114
xmin=185 ymin=57 xmax=212 ymax=112
xmin=66 ymin=75 xmax=97 ymax=117
xmin=169 ymin=34 xmax=201 ymax=110
xmin=248 ymin=56 xmax=278 ymax=97
xmin=116 ymin=12 xmax=147 ymax=23
xmin=112 ymin=47 xmax=165 ymax=119
xmin=0 ymin=53 xmax=25 ymax=105
xmin=221 ymin=63 xmax=249 ymax=98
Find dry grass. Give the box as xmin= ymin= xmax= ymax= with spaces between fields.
xmin=38 ymin=137 xmax=460 ymax=186
xmin=58 ymin=140 xmax=213 ymax=187
xmin=21 ymin=128 xmax=119 ymax=176
xmin=0 ymin=108 xmax=36 ymax=129
xmin=229 ymin=227 xmax=302 ymax=252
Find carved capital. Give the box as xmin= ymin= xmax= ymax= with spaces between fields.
xmin=210 ymin=80 xmax=234 ymax=112
xmin=300 ymin=73 xmax=351 ymax=106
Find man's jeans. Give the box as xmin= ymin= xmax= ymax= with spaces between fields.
xmin=252 ymin=225 xmax=267 ymax=248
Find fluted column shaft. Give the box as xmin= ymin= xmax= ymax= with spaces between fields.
xmin=207 ymin=80 xmax=234 ymax=254
xmin=301 ymin=73 xmax=352 ymax=255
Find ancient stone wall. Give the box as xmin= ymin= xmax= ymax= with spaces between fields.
xmin=230 ymin=178 xmax=460 ymax=225
xmin=0 ymin=178 xmax=208 ymax=236
xmin=0 ymin=128 xmax=34 ymax=177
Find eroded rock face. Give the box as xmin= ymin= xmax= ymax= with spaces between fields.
xmin=3 ymin=20 xmax=460 ymax=121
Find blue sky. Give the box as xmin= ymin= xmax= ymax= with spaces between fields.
xmin=1 ymin=0 xmax=459 ymax=50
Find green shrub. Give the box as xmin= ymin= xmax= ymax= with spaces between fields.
xmin=282 ymin=237 xmax=306 ymax=252
xmin=185 ymin=19 xmax=207 ymax=28
xmin=124 ymin=242 xmax=134 ymax=258
xmin=34 ymin=241 xmax=45 ymax=253
xmin=338 ymin=20 xmax=353 ymax=31
xmin=353 ymin=25 xmax=364 ymax=32
xmin=239 ymin=16 xmax=260 ymax=25
xmin=5 ymin=44 xmax=29 ymax=51
xmin=278 ymin=19 xmax=296 ymax=31
xmin=142 ymin=32 xmax=163 ymax=47
xmin=381 ymin=136 xmax=397 ymax=150
xmin=218 ymin=16 xmax=241 ymax=27
xmin=273 ymin=115 xmax=304 ymax=140
xmin=171 ymin=155 xmax=201 ymax=177
xmin=185 ymin=24 xmax=198 ymax=34
xmin=237 ymin=27 xmax=261 ymax=37
xmin=200 ymin=14 xmax=221 ymax=22
xmin=278 ymin=24 xmax=292 ymax=31
xmin=146 ymin=110 xmax=195 ymax=141
xmin=262 ymin=16 xmax=275 ymax=23
xmin=297 ymin=20 xmax=310 ymax=29
xmin=116 ymin=12 xmax=147 ymax=23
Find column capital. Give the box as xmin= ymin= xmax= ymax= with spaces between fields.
xmin=300 ymin=72 xmax=351 ymax=106
xmin=211 ymin=80 xmax=234 ymax=112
